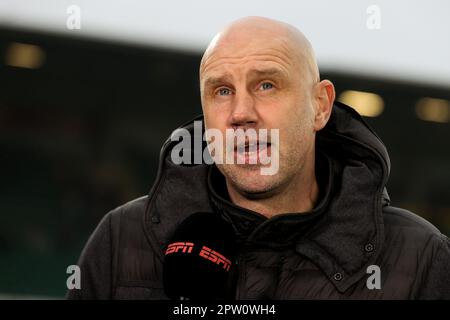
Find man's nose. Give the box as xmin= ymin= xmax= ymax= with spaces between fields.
xmin=229 ymin=90 xmax=258 ymax=129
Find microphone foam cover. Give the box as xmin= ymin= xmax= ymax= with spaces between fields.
xmin=163 ymin=212 xmax=237 ymax=300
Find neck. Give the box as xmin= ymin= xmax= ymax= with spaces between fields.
xmin=226 ymin=153 xmax=319 ymax=219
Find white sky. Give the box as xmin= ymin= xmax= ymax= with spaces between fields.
xmin=0 ymin=0 xmax=449 ymax=87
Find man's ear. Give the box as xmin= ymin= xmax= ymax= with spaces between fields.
xmin=313 ymin=79 xmax=335 ymax=131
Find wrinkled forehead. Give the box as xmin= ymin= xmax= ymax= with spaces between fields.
xmin=200 ymin=34 xmax=299 ymax=78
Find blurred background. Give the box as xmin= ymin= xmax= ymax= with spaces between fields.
xmin=0 ymin=0 xmax=449 ymax=298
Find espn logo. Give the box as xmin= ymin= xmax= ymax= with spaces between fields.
xmin=165 ymin=242 xmax=232 ymax=272
xmin=199 ymin=246 xmax=232 ymax=271
xmin=165 ymin=242 xmax=194 ymax=255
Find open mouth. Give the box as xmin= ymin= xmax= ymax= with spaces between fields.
xmin=234 ymin=140 xmax=272 ymax=164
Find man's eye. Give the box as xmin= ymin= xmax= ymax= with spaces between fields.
xmin=217 ymin=88 xmax=231 ymax=96
xmin=259 ymin=82 xmax=273 ymax=91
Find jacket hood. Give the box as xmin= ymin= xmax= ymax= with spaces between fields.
xmin=143 ymin=101 xmax=391 ymax=293
xmin=319 ymin=101 xmax=390 ymax=186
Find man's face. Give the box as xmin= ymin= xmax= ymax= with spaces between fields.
xmin=200 ymin=34 xmax=317 ymax=197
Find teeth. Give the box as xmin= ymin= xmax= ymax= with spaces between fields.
xmin=237 ymin=142 xmax=270 ymax=148
xmin=235 ymin=141 xmax=271 ymax=153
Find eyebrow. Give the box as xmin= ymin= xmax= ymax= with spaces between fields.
xmin=247 ymin=68 xmax=288 ymax=80
xmin=202 ymin=68 xmax=288 ymax=89
xmin=203 ymin=73 xmax=233 ymax=89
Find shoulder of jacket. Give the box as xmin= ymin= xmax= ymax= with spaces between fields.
xmin=382 ymin=205 xmax=443 ymax=240
xmin=107 ymin=195 xmax=148 ymax=220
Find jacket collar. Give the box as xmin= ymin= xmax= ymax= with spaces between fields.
xmin=207 ymin=151 xmax=334 ymax=247
xmin=207 ymin=149 xmax=383 ymax=293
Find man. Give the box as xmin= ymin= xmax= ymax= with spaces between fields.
xmin=67 ymin=16 xmax=450 ymax=299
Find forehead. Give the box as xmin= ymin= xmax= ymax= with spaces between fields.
xmin=202 ymin=58 xmax=291 ymax=85
xmin=200 ymin=36 xmax=298 ymax=79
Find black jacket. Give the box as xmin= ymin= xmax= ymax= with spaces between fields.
xmin=67 ymin=102 xmax=450 ymax=299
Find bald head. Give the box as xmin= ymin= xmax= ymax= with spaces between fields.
xmin=200 ymin=16 xmax=320 ymax=85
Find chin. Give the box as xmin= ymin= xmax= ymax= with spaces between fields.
xmin=227 ymin=165 xmax=280 ymax=197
